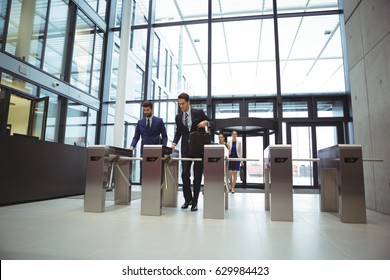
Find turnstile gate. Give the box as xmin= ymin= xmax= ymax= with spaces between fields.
xmin=264 ymin=145 xmax=293 ymax=221
xmin=318 ymin=144 xmax=366 ymax=223
xmin=203 ymin=145 xmax=225 ymax=219
xmin=84 ymin=145 xmax=132 ymax=212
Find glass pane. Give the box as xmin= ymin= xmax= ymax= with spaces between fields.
xmin=105 ymin=123 xmax=114 ymax=145
xmin=134 ymin=0 xmax=148 ymax=25
xmin=277 ymin=0 xmax=339 ymax=13
xmin=71 ymin=12 xmax=95 ymax=94
xmin=152 ymin=34 xmax=160 ymax=78
xmin=191 ymin=103 xmax=208 ymax=116
xmin=0 ymin=72 xmax=38 ymax=96
xmin=8 ymin=94 xmax=31 ymax=136
xmin=125 ymin=103 xmax=141 ymax=123
xmin=31 ymin=98 xmax=47 ymax=139
xmin=290 ymin=126 xmax=313 ymax=186
xmin=246 ymin=136 xmax=264 ymax=184
xmin=278 ymin=15 xmax=345 ymax=94
xmin=90 ymin=31 xmax=104 ymax=97
xmin=212 ymin=19 xmax=276 ymax=96
xmin=5 ymin=0 xmax=48 ymax=68
xmin=215 ymin=103 xmax=239 ymax=119
xmin=317 ymin=100 xmax=344 ymax=117
xmin=159 ymin=48 xmax=167 ymax=85
xmin=282 ymin=101 xmax=308 ymax=118
xmin=114 ymin=0 xmax=122 ymax=27
xmin=109 ymin=44 xmax=119 ymax=101
xmin=157 ymin=24 xmax=208 ymax=98
xmin=40 ymin=89 xmax=60 ymax=142
xmin=248 ymin=102 xmax=274 ymax=118
xmin=87 ymin=0 xmax=98 ymax=11
xmin=155 ymin=0 xmax=208 ymax=23
xmin=64 ymin=102 xmax=88 ymax=145
xmin=0 ymin=0 xmax=9 ymax=49
xmin=87 ymin=109 xmax=97 ymax=146
xmin=97 ymin=0 xmax=106 ymax=20
xmin=131 ymin=29 xmax=147 ymax=71
xmin=132 ymin=66 xmax=144 ymax=101
xmin=43 ymin=0 xmax=69 ymax=78
xmin=213 ymin=0 xmax=273 ymax=18
xmin=316 ymin=126 xmax=338 ymax=151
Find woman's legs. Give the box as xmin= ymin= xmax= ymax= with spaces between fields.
xmin=229 ymin=170 xmax=238 ymax=193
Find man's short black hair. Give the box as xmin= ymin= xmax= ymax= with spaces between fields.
xmin=178 ymin=92 xmax=190 ymax=102
xmin=143 ymin=101 xmax=153 ymax=109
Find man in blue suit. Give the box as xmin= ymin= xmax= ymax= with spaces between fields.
xmin=172 ymin=93 xmax=213 ymax=211
xmin=129 ymin=101 xmax=168 ymax=154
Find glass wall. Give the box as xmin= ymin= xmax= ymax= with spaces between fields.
xmin=0 ymin=0 xmax=352 ymax=188
xmin=71 ymin=11 xmax=103 ymax=97
xmin=278 ymin=14 xmax=345 ymax=94
xmin=43 ymin=0 xmax=69 ymax=79
xmin=64 ymin=102 xmax=88 ymax=145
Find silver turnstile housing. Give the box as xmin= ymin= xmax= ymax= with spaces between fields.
xmin=203 ymin=145 xmax=225 ymax=219
xmin=264 ymin=145 xmax=293 ymax=221
xmin=141 ymin=145 xmax=164 ymax=216
xmin=318 ymin=144 xmax=366 ymax=223
xmin=84 ymin=145 xmax=132 ymax=212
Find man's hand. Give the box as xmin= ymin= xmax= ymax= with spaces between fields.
xmin=197 ymin=120 xmax=208 ymax=128
xmin=171 ymin=143 xmax=176 ymax=150
xmin=129 ymin=146 xmax=134 ymax=150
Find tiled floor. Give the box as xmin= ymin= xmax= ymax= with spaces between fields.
xmin=1 ymin=188 xmax=390 ymax=260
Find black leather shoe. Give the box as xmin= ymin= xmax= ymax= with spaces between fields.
xmin=181 ymin=202 xmax=190 ymax=209
xmin=191 ymin=205 xmax=198 ymax=211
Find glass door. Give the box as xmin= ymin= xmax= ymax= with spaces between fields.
xmin=246 ymin=135 xmax=264 ymax=184
xmin=287 ymin=123 xmax=342 ymax=187
xmin=289 ymin=126 xmax=314 ymax=186
xmin=29 ymin=97 xmax=49 ymax=140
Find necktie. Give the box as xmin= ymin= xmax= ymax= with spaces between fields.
xmin=147 ymin=118 xmax=150 ymax=129
xmin=184 ymin=113 xmax=188 ymax=130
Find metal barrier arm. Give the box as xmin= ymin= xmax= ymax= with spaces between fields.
xmin=170 ymin=157 xmax=203 ymax=162
xmin=291 ymin=158 xmax=384 ymax=162
xmin=115 ymin=164 xmax=131 ymax=187
xmin=226 ymin=158 xmax=259 ymax=162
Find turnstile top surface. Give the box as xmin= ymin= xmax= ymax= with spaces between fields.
xmin=318 ymin=144 xmax=362 ymax=153
xmin=204 ymin=144 xmax=224 ymax=150
xmin=265 ymin=144 xmax=292 ymax=150
xmin=88 ymin=145 xmax=133 ymax=157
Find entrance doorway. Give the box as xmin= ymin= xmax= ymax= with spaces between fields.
xmin=215 ymin=117 xmax=276 ymax=188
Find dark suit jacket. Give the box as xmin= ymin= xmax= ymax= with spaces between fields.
xmin=173 ymin=108 xmax=213 ymax=156
xmin=131 ymin=116 xmax=168 ymax=151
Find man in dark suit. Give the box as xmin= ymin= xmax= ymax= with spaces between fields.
xmin=172 ymin=93 xmax=213 ymax=211
xmin=129 ymin=101 xmax=168 ymax=154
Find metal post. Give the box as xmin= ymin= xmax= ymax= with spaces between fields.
xmin=84 ymin=146 xmax=108 ymax=212
xmin=141 ymin=145 xmax=164 ymax=216
xmin=319 ymin=168 xmax=338 ymax=212
xmin=318 ymin=144 xmax=366 ymax=223
xmin=203 ymin=145 xmax=225 ymax=219
xmin=264 ymin=145 xmax=293 ymax=221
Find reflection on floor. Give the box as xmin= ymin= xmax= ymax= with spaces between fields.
xmin=1 ymin=188 xmax=390 ymax=260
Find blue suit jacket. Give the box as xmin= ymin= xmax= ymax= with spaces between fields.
xmin=131 ymin=116 xmax=168 ymax=151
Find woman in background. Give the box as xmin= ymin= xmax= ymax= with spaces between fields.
xmin=227 ymin=131 xmax=242 ymax=193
